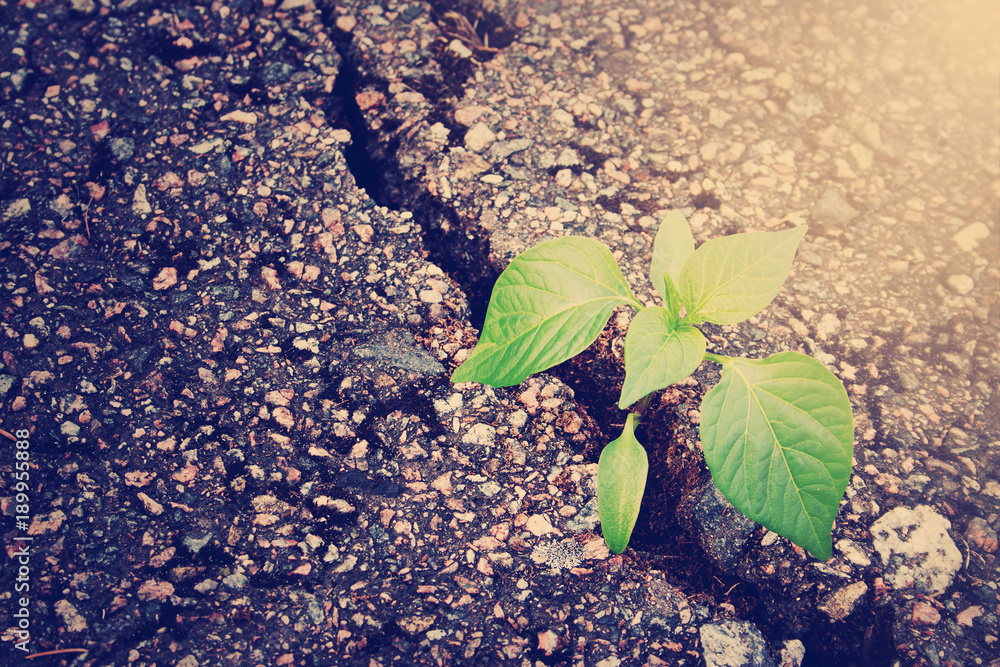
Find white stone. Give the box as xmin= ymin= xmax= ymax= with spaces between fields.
xmin=464 ymin=122 xmax=495 ymax=153
xmin=700 ymin=620 xmax=771 ymax=667
xmin=849 ymin=142 xmax=873 ymax=171
xmin=132 ymin=184 xmax=152 ymax=216
xmin=870 ymin=505 xmax=962 ymax=595
xmin=947 ymin=274 xmax=974 ymax=295
xmin=708 ymin=107 xmax=732 ymax=129
xmin=461 ymin=423 xmax=496 ymax=447
xmin=4 ymin=198 xmax=31 ymax=220
xmin=952 ymin=222 xmax=990 ymax=252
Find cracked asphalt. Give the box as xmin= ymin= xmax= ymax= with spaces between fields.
xmin=1 ymin=0 xmax=998 ymax=665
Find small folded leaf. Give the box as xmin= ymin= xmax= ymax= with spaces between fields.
xmin=659 ymin=271 xmax=684 ymax=327
xmin=650 ymin=210 xmax=695 ymax=303
xmin=680 ymin=225 xmax=807 ymax=325
xmin=619 ymin=307 xmax=706 ymax=409
xmin=452 ymin=237 xmax=640 ymax=387
xmin=598 ymin=413 xmax=648 ymax=554
xmin=700 ymin=351 xmax=854 ymax=560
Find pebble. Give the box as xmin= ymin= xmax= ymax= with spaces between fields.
xmin=418 ymin=288 xmax=442 ymax=303
xmin=812 ymin=189 xmax=860 ymax=225
xmin=54 ymin=600 xmax=88 ymax=632
xmin=787 ymin=92 xmax=824 ymax=119
xmin=23 ymin=333 xmax=39 ymax=349
xmin=911 ymin=601 xmax=941 ymax=626
xmin=132 ymin=184 xmax=152 ymax=216
xmin=708 ymin=108 xmax=732 ymax=129
xmin=951 ymin=222 xmax=990 ymax=251
xmin=964 ymin=517 xmax=998 ymax=553
xmin=109 ymin=137 xmax=135 ymax=162
xmin=273 ymin=406 xmax=295 ymax=428
xmin=461 ymin=423 xmax=496 ymax=447
xmin=956 ymin=605 xmax=984 ymax=627
xmin=137 ymin=492 xmax=164 ymax=515
xmin=151 ymin=267 xmax=178 ymax=292
xmin=946 ymin=274 xmax=974 ymax=295
xmin=525 ymin=514 xmax=560 ymax=537
xmin=870 ymin=505 xmax=962 ymax=595
xmin=335 ymin=15 xmax=356 ymax=32
xmin=818 ymin=581 xmax=868 ymax=621
xmin=848 ymin=142 xmax=873 ymax=170
xmin=454 ymin=105 xmax=491 ymax=126
xmin=700 ymin=620 xmax=773 ymax=667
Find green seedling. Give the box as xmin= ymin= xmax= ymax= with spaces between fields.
xmin=451 ymin=212 xmax=854 ymax=560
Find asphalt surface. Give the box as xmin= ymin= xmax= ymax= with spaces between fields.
xmin=1 ymin=0 xmax=998 ymax=665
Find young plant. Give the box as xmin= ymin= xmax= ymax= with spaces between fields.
xmin=451 ymin=212 xmax=854 ymax=560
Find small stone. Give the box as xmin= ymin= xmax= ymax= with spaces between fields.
xmin=419 ymin=289 xmax=442 ymax=303
xmin=526 ymin=514 xmax=560 ymax=537
xmin=956 ymin=605 xmax=984 ymax=627
xmin=449 ymin=39 xmax=473 ymax=58
xmin=812 ymin=189 xmax=859 ymax=226
xmin=952 ymin=222 xmax=990 ymax=251
xmin=54 ymin=600 xmax=88 ymax=632
xmin=778 ymin=639 xmax=805 ymax=667
xmin=109 ymin=137 xmax=135 ymax=162
xmin=461 ymin=423 xmax=496 ymax=447
xmin=965 ymin=517 xmax=998 ymax=553
xmin=538 ymin=629 xmax=560 ymax=656
xmin=911 ymin=601 xmax=940 ymax=625
xmin=431 ymin=472 xmax=453 ymax=495
xmin=4 ymin=198 xmax=31 ymax=220
xmin=836 ymin=539 xmax=871 ymax=566
xmin=194 ymin=579 xmax=217 ymax=594
xmin=133 ymin=184 xmax=152 ymax=216
xmin=848 ymin=142 xmax=873 ymax=171
xmin=454 ymin=105 xmax=491 ymax=126
xmin=336 ymin=15 xmax=356 ymax=32
xmin=61 ymin=421 xmax=80 ymax=436
xmin=464 ymin=124 xmax=495 ymax=153
xmin=818 ymin=581 xmax=868 ymax=621
xmin=137 ymin=492 xmax=164 ymax=515
xmin=708 ymin=108 xmax=732 ymax=129
xmin=773 ymin=72 xmax=794 ymax=90
xmin=811 ymin=25 xmax=838 ymax=43
xmin=787 ymin=92 xmax=824 ymax=120
xmin=23 ymin=333 xmax=39 ymax=349
xmin=273 ymin=406 xmax=295 ymax=429
xmin=870 ymin=505 xmax=962 ymax=595
xmin=700 ymin=620 xmax=773 ymax=667
xmin=946 ymin=274 xmax=974 ymax=295
xmin=261 ymin=267 xmax=281 ymax=289
xmin=183 ymin=533 xmax=213 ymax=554
xmin=153 ymin=267 xmax=178 ymax=290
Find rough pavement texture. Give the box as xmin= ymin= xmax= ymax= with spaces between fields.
xmin=1 ymin=0 xmax=998 ymax=666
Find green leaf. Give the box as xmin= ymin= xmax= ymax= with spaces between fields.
xmin=659 ymin=271 xmax=684 ymax=327
xmin=700 ymin=351 xmax=855 ymax=560
xmin=650 ymin=210 xmax=695 ymax=303
xmin=598 ymin=413 xmax=648 ymax=554
xmin=452 ymin=237 xmax=640 ymax=387
xmin=679 ymin=225 xmax=808 ymax=325
xmin=619 ymin=307 xmax=706 ymax=409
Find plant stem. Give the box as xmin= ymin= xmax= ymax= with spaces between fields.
xmin=631 ymin=393 xmax=654 ymax=423
xmin=703 ymin=352 xmax=729 ymax=365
